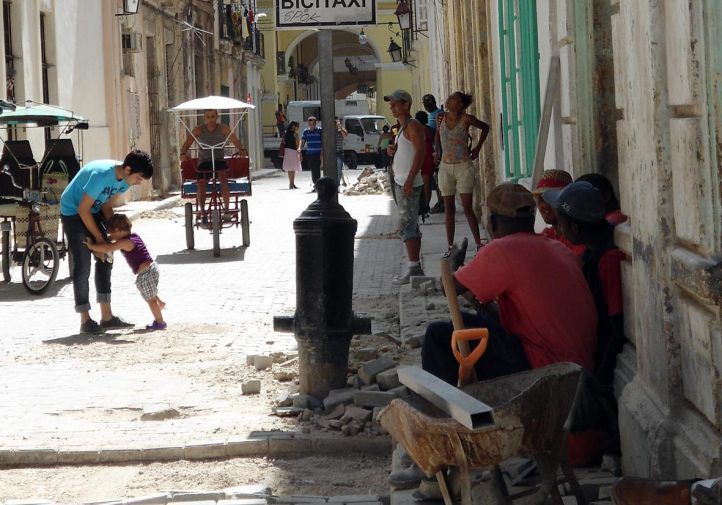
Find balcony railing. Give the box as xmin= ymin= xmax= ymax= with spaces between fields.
xmin=244 ymin=31 xmax=264 ymax=59
xmin=218 ymin=3 xmax=264 ymax=59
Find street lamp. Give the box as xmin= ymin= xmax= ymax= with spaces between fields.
xmin=387 ymin=38 xmax=403 ymax=63
xmin=358 ymin=29 xmax=367 ymax=45
xmin=394 ymin=0 xmax=412 ymax=31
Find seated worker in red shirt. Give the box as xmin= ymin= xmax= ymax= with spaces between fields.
xmin=420 ymin=182 xmax=597 ymax=385
xmin=532 ymin=169 xmax=586 ymax=257
xmin=543 ymin=180 xmax=627 ymax=386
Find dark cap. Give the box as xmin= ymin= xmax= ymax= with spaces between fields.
xmin=542 ymin=181 xmax=606 ymax=223
xmin=383 ymin=89 xmax=412 ymax=103
xmin=422 ymin=94 xmax=436 ymax=103
xmin=487 ymin=182 xmax=536 ymax=219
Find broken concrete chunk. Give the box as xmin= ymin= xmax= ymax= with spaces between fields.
xmin=276 ymin=389 xmax=293 ymax=407
xmin=273 ymin=370 xmax=295 ymax=382
xmin=323 ymin=388 xmax=356 ymax=411
xmin=242 ymin=380 xmax=261 ymax=395
xmin=360 ymin=383 xmax=381 ymax=392
xmin=355 ymin=347 xmax=379 ymax=361
xmin=353 ymin=391 xmax=396 ymax=408
xmin=272 ymin=407 xmax=304 ymax=417
xmin=292 ymin=393 xmax=321 ymax=410
xmin=358 ymin=356 xmax=396 ymax=385
xmin=245 ymin=355 xmax=258 ymax=366
xmin=253 ymin=355 xmax=273 ymax=371
xmin=279 ymin=356 xmax=299 ymax=368
xmin=376 ymin=368 xmax=401 ymax=391
xmin=140 ymin=405 xmax=180 ymax=421
xmin=347 ymin=374 xmax=363 ymax=388
xmin=341 ymin=405 xmax=372 ymax=424
xmin=323 ymin=403 xmax=346 ymax=420
xmin=341 ymin=419 xmax=364 ymax=436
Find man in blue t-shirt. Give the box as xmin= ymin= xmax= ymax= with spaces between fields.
xmin=300 ymin=116 xmax=323 ymax=187
xmin=60 ymin=150 xmax=154 ymax=334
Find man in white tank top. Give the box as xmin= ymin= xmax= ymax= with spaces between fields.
xmin=384 ymin=90 xmax=426 ymax=284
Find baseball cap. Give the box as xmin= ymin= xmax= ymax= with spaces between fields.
xmin=307 ymin=116 xmax=317 ymax=121
xmin=383 ymin=90 xmax=412 ymax=103
xmin=542 ymin=181 xmax=606 ymax=223
xmin=531 ymin=169 xmax=573 ymax=195
xmin=487 ymin=182 xmax=536 ymax=219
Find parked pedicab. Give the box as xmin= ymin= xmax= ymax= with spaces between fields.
xmin=0 ymin=101 xmax=86 ymax=294
xmin=171 ymin=96 xmax=254 ymax=257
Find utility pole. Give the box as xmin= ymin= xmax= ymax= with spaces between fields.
xmin=318 ymin=30 xmax=337 ymax=186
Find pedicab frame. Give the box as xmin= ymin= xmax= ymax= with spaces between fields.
xmin=170 ymin=96 xmax=255 ymax=257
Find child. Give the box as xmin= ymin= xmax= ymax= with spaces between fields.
xmin=84 ymin=214 xmax=166 ymax=331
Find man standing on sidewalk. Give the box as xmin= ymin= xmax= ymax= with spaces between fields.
xmin=300 ymin=116 xmax=322 ymax=188
xmin=385 ymin=90 xmax=426 ymax=284
xmin=60 ymin=150 xmax=154 ymax=334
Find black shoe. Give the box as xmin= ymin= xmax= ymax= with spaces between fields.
xmin=100 ymin=316 xmax=134 ymax=329
xmin=80 ymin=319 xmax=103 ymax=335
xmin=429 ymin=202 xmax=444 ymax=214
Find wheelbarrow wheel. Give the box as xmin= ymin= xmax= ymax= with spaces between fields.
xmin=241 ymin=199 xmax=250 ymax=247
xmin=22 ymin=237 xmax=59 ymax=295
xmin=211 ymin=208 xmax=221 ymax=257
xmin=184 ymin=202 xmax=195 ymax=250
xmin=2 ymin=227 xmax=10 ymax=282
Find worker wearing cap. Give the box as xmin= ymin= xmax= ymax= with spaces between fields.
xmin=531 ymin=169 xmax=586 ymax=256
xmin=384 ymin=89 xmax=426 ymax=284
xmin=422 ymin=182 xmax=597 ymax=384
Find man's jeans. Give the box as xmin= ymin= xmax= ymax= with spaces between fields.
xmin=306 ymin=154 xmax=322 ymax=185
xmin=61 ymin=213 xmax=112 ymax=313
xmin=421 ymin=312 xmax=530 ymax=385
xmin=336 ymin=153 xmax=344 ymax=185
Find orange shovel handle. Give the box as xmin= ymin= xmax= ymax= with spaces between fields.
xmin=452 ymin=328 xmax=489 ymax=384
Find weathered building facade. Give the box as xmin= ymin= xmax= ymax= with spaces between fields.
xmin=431 ymin=0 xmax=722 ymax=477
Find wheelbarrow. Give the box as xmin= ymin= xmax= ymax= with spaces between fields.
xmin=379 ymin=362 xmax=586 ymax=505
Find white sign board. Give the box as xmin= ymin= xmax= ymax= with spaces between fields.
xmin=276 ymin=0 xmax=376 ymax=28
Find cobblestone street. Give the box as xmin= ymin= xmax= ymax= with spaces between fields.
xmin=0 ymin=170 xmax=403 ymax=453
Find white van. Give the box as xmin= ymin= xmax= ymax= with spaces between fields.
xmin=286 ymin=99 xmax=370 ymax=127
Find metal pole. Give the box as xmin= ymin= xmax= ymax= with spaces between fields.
xmin=318 ymin=30 xmax=337 ymax=184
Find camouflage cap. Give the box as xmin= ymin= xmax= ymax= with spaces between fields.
xmin=487 ymin=182 xmax=536 ymax=219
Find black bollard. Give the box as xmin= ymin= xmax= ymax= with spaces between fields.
xmin=274 ymin=178 xmax=371 ymax=399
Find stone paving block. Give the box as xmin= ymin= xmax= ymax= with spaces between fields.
xmin=323 ymin=388 xmax=356 ymax=410
xmin=0 ymin=449 xmax=17 ymax=466
xmin=376 ymin=368 xmax=401 ymax=391
xmin=226 ymin=438 xmax=268 ymax=458
xmin=269 ymin=434 xmax=311 ymax=455
xmin=170 ymin=501 xmax=216 ymax=505
xmin=311 ymin=436 xmax=355 ymax=454
xmin=274 ymin=497 xmax=327 ymax=503
xmin=254 ymin=356 xmax=273 ymax=370
xmin=246 ymin=355 xmax=258 ymax=366
xmin=99 ymin=448 xmax=142 ymax=463
xmin=360 ymin=384 xmax=380 ymax=392
xmin=355 ymin=348 xmax=379 ymax=361
xmin=169 ymin=491 xmax=223 ymax=502
xmin=242 ymin=379 xmax=262 ymax=395
xmin=327 ymin=495 xmax=380 ymax=503
xmin=353 ymin=391 xmax=396 ymax=408
xmin=15 ymin=449 xmax=58 ymax=466
xmin=57 ymin=449 xmax=100 ymax=465
xmin=292 ymin=393 xmax=322 ymax=410
xmin=183 ymin=442 xmax=227 ymax=460
xmin=224 ymin=484 xmax=271 ymax=498
xmin=358 ymin=356 xmax=396 ymax=385
xmin=141 ymin=446 xmax=184 ymax=462
xmin=217 ymin=500 xmax=268 ymax=505
xmin=341 ymin=406 xmax=372 ymax=423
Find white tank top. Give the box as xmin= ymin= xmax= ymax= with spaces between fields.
xmin=392 ymin=122 xmax=424 ymax=187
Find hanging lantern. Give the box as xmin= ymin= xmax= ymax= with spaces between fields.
xmin=387 ymin=38 xmax=403 ymax=63
xmin=394 ymin=0 xmax=412 ymax=31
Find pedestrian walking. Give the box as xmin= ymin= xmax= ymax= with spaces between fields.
xmin=59 ymin=150 xmax=154 ymax=334
xmin=300 ymin=116 xmax=323 ymax=189
xmin=282 ymin=121 xmax=302 ymax=189
xmin=434 ymin=91 xmax=490 ymax=254
xmin=377 ymin=125 xmax=393 ymax=171
xmin=385 ymin=89 xmax=426 ymax=284
xmin=335 ymin=117 xmax=348 ymax=186
xmin=275 ymin=104 xmax=286 ymax=138
xmin=84 ymin=214 xmax=166 ymax=331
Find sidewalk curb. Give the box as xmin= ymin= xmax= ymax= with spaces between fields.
xmin=0 ymin=434 xmax=391 ymax=468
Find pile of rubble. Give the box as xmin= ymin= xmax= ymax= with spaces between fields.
xmin=261 ymin=352 xmax=406 ymax=437
xmin=343 ymin=168 xmax=391 ymax=196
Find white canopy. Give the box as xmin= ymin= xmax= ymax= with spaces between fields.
xmin=170 ymin=95 xmax=255 ymax=111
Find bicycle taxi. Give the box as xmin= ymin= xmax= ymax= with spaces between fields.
xmin=170 ymin=96 xmax=254 ymax=257
xmin=0 ymin=100 xmax=86 ymax=294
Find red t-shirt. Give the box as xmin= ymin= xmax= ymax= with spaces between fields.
xmin=455 ymin=232 xmax=597 ymax=371
xmin=540 ymin=226 xmax=586 ymax=257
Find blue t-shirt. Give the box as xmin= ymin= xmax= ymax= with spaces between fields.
xmin=302 ymin=127 xmax=323 ymax=155
xmin=428 ymin=108 xmax=441 ymax=130
xmin=60 ymin=160 xmax=129 ymax=216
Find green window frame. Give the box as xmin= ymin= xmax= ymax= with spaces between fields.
xmin=498 ymin=0 xmax=541 ymax=181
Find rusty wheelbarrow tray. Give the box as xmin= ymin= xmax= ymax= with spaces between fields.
xmin=379 ymin=362 xmax=585 ymax=505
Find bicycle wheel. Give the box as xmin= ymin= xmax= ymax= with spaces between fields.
xmin=185 ymin=202 xmax=195 ymax=250
xmin=211 ymin=208 xmax=221 ymax=257
xmin=22 ymin=237 xmax=59 ymax=295
xmin=1 ymin=228 xmax=10 ymax=282
xmin=241 ymin=199 xmax=250 ymax=247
